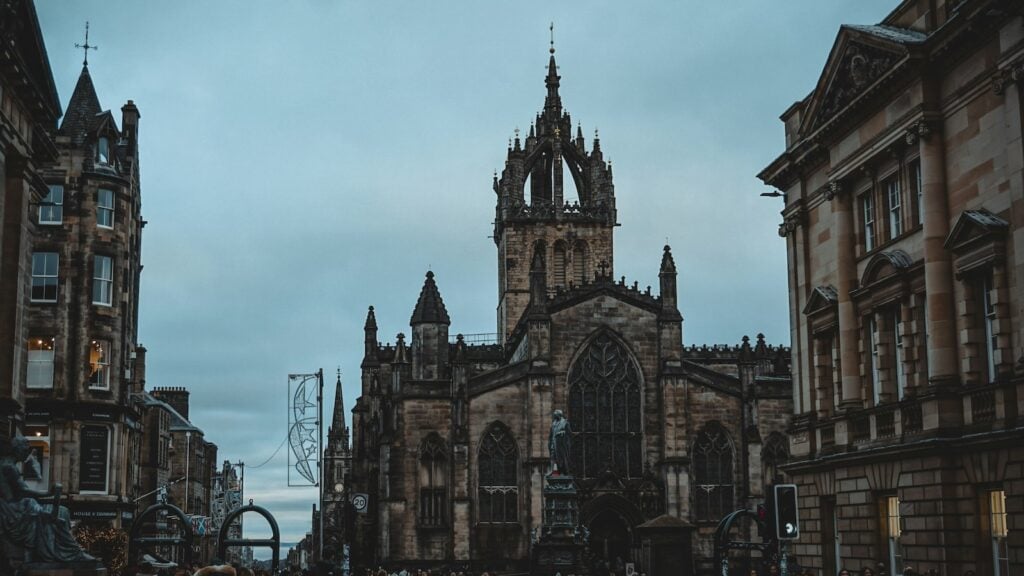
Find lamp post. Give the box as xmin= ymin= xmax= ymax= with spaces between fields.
xmin=184 ymin=431 xmax=192 ymax=515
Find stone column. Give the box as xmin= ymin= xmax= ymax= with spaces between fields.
xmin=914 ymin=121 xmax=958 ymax=385
xmin=832 ymin=183 xmax=862 ymax=409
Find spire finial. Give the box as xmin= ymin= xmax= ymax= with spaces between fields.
xmin=549 ymin=22 xmax=555 ymax=54
xmin=75 ymin=21 xmax=98 ymax=66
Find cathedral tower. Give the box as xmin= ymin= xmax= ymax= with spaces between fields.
xmin=493 ymin=46 xmax=617 ymax=342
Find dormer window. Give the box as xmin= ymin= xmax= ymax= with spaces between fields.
xmin=97 ymin=137 xmax=110 ymax=165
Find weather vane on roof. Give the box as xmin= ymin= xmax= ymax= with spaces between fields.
xmin=75 ymin=21 xmax=97 ymax=66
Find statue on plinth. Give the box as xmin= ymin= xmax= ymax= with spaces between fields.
xmin=548 ymin=410 xmax=572 ymax=475
xmin=0 ymin=435 xmax=96 ymax=564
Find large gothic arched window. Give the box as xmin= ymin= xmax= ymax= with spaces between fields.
xmin=419 ymin=435 xmax=447 ymax=527
xmin=568 ymin=331 xmax=643 ymax=479
xmin=693 ymin=423 xmax=734 ymax=521
xmin=478 ymin=423 xmax=518 ymax=523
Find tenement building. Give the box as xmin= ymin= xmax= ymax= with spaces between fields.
xmin=758 ymin=1 xmax=1024 ymax=574
xmin=25 ymin=49 xmax=146 ymax=527
xmin=347 ymin=48 xmax=792 ymax=576
xmin=0 ymin=0 xmax=62 ymax=441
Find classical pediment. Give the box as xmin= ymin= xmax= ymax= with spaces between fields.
xmin=802 ymin=285 xmax=838 ymax=316
xmin=944 ymin=209 xmax=1009 ymax=252
xmin=801 ymin=25 xmax=925 ymax=134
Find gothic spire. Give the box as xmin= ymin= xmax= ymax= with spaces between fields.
xmin=410 ymin=271 xmax=451 ymax=325
xmin=544 ymin=23 xmax=561 ymax=115
xmin=330 ymin=370 xmax=348 ymax=443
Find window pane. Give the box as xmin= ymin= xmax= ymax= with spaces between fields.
xmin=97 ymin=189 xmax=114 ymax=228
xmin=89 ymin=340 xmax=110 ymax=388
xmin=27 ymin=337 xmax=55 ymax=389
xmin=93 ymin=255 xmax=113 ymax=305
xmin=40 ymin=185 xmax=63 ymax=224
xmin=31 ymin=253 xmax=58 ymax=302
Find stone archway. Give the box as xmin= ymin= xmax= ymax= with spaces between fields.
xmin=580 ymin=494 xmax=645 ymax=569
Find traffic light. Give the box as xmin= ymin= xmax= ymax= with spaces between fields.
xmin=773 ymin=484 xmax=800 ymax=540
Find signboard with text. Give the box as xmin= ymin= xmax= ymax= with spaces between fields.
xmin=80 ymin=425 xmax=109 ymax=492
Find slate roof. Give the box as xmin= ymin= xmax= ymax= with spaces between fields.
xmin=58 ymin=65 xmax=103 ymax=145
xmin=845 ymin=24 xmax=928 ymax=45
xmin=410 ymin=271 xmax=451 ymax=325
xmin=133 ymin=391 xmax=201 ymax=433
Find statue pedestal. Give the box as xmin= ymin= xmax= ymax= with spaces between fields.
xmin=532 ymin=472 xmax=588 ymax=575
xmin=22 ymin=562 xmax=107 ymax=576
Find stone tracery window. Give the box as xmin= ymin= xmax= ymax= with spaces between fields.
xmin=762 ymin=432 xmax=789 ymax=484
xmin=568 ymin=331 xmax=643 ymax=479
xmin=478 ymin=423 xmax=518 ymax=523
xmin=419 ymin=435 xmax=447 ymax=527
xmin=693 ymin=423 xmax=734 ymax=521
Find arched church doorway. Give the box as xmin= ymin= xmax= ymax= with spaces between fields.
xmin=581 ymin=494 xmax=644 ymax=572
xmin=588 ymin=509 xmax=632 ymax=566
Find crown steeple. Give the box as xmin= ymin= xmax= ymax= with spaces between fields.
xmin=492 ymin=34 xmax=618 ymax=342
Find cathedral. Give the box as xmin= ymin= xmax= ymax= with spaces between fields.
xmin=346 ymin=47 xmax=792 ymax=576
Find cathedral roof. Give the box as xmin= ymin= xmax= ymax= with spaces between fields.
xmin=59 ymin=65 xmax=105 ymax=145
xmin=410 ymin=271 xmax=451 ymax=325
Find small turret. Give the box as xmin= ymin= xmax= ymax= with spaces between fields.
xmin=362 ymin=306 xmax=379 ymax=368
xmin=410 ymin=271 xmax=450 ymax=380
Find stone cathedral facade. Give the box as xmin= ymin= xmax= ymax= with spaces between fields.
xmin=348 ymin=50 xmax=792 ymax=575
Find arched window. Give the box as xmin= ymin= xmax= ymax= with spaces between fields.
xmin=762 ymin=433 xmax=789 ymax=485
xmin=572 ymin=241 xmax=587 ymax=286
xmin=419 ymin=435 xmax=447 ymax=527
xmin=553 ymin=242 xmax=568 ymax=289
xmin=568 ymin=331 xmax=643 ymax=479
xmin=693 ymin=423 xmax=734 ymax=521
xmin=478 ymin=423 xmax=518 ymax=523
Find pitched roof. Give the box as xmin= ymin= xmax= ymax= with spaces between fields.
xmin=410 ymin=271 xmax=451 ymax=325
xmin=58 ymin=65 xmax=103 ymax=145
xmin=845 ymin=24 xmax=927 ymax=45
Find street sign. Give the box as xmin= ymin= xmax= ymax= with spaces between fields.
xmin=351 ymin=493 xmax=369 ymax=513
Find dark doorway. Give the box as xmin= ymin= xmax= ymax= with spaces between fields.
xmin=589 ymin=509 xmax=632 ymax=566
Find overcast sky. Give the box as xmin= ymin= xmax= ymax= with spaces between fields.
xmin=37 ymin=0 xmax=895 ymax=559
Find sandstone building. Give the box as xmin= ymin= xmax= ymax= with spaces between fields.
xmin=0 ymin=0 xmax=61 ymax=442
xmin=22 ymin=45 xmax=147 ymax=529
xmin=758 ymin=0 xmax=1024 ymax=574
xmin=347 ymin=49 xmax=792 ymax=575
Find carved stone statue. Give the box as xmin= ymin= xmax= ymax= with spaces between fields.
xmin=548 ymin=410 xmax=572 ymax=475
xmin=0 ymin=435 xmax=96 ymax=564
